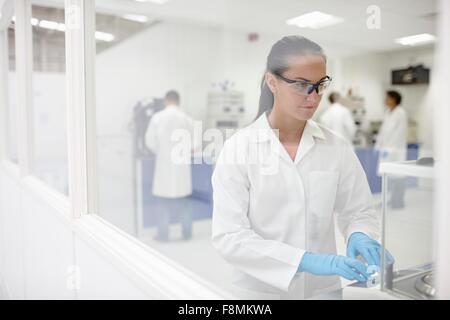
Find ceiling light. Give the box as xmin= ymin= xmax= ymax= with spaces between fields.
xmin=56 ymin=23 xmax=66 ymax=32
xmin=286 ymin=11 xmax=344 ymax=29
xmin=39 ymin=20 xmax=59 ymax=30
xmin=122 ymin=14 xmax=149 ymax=23
xmin=26 ymin=18 xmax=115 ymax=42
xmin=395 ymin=33 xmax=436 ymax=46
xmin=95 ymin=31 xmax=115 ymax=42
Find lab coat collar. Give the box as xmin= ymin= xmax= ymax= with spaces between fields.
xmin=249 ymin=112 xmax=326 ymax=143
xmin=248 ymin=112 xmax=326 ymax=165
xmin=305 ymin=118 xmax=326 ymax=141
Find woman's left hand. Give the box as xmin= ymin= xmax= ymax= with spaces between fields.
xmin=347 ymin=232 xmax=395 ymax=267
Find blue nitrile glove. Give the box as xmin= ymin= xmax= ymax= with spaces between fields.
xmin=347 ymin=232 xmax=395 ymax=267
xmin=298 ymin=252 xmax=369 ymax=282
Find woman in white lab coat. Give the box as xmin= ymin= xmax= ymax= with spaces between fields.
xmin=211 ymin=36 xmax=382 ymax=300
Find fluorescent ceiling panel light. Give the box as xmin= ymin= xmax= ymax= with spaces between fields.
xmin=95 ymin=31 xmax=115 ymax=42
xmin=39 ymin=19 xmax=59 ymax=30
xmin=31 ymin=18 xmax=114 ymax=42
xmin=286 ymin=11 xmax=344 ymax=29
xmin=395 ymin=33 xmax=436 ymax=46
xmin=31 ymin=18 xmax=39 ymax=26
xmin=122 ymin=14 xmax=149 ymax=23
xmin=56 ymin=23 xmax=66 ymax=32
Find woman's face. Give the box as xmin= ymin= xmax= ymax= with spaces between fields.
xmin=266 ymin=54 xmax=327 ymax=121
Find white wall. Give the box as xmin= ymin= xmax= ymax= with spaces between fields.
xmin=95 ymin=22 xmax=281 ymax=135
xmin=9 ymin=72 xmax=69 ymax=193
xmin=339 ymin=53 xmax=386 ymax=121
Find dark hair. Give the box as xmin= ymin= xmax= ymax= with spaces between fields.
xmin=256 ymin=35 xmax=326 ymax=119
xmin=328 ymin=92 xmax=340 ymax=104
xmin=386 ymin=90 xmax=402 ymax=105
xmin=165 ymin=90 xmax=180 ymax=104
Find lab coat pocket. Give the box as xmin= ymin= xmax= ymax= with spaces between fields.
xmin=308 ymin=171 xmax=339 ymax=219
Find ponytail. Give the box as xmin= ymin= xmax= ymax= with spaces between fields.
xmin=256 ymin=76 xmax=274 ymax=118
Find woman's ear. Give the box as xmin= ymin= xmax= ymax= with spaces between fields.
xmin=265 ymin=72 xmax=277 ymax=94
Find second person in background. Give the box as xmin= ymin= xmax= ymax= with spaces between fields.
xmin=320 ymin=92 xmax=357 ymax=143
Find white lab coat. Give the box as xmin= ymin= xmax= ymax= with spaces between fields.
xmin=211 ymin=112 xmax=380 ymax=300
xmin=145 ymin=106 xmax=195 ymax=198
xmin=375 ymin=106 xmax=408 ymax=165
xmin=320 ymin=102 xmax=357 ymax=143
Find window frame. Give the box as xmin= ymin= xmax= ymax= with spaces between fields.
xmin=0 ymin=1 xmax=19 ymax=168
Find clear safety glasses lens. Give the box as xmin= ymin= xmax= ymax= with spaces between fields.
xmin=293 ymin=79 xmax=332 ymax=95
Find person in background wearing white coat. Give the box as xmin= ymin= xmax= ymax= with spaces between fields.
xmin=320 ymin=92 xmax=356 ymax=143
xmin=375 ymin=90 xmax=408 ymax=209
xmin=211 ymin=36 xmax=392 ymax=300
xmin=146 ymin=90 xmax=195 ymax=241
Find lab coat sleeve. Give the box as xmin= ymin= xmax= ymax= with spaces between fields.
xmin=145 ymin=116 xmax=158 ymax=153
xmin=211 ymin=138 xmax=305 ymax=292
xmin=334 ymin=141 xmax=381 ymax=243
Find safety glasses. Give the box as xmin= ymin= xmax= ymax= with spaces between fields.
xmin=275 ymin=73 xmax=333 ymax=95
